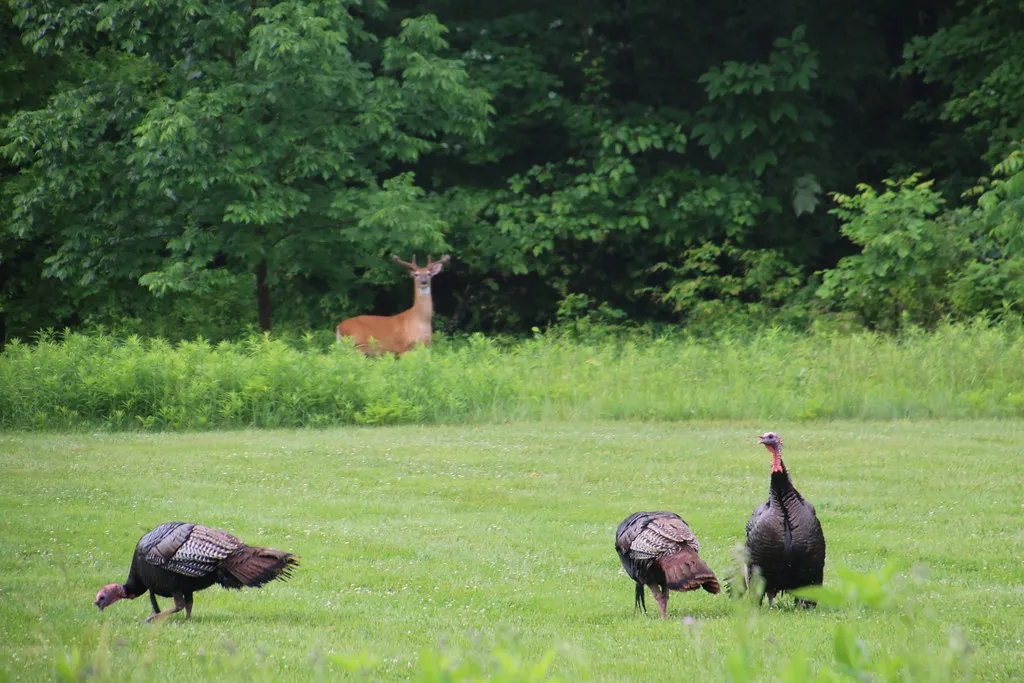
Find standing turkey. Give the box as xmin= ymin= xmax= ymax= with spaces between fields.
xmin=93 ymin=522 xmax=298 ymax=621
xmin=744 ymin=432 xmax=826 ymax=608
xmin=615 ymin=511 xmax=720 ymax=618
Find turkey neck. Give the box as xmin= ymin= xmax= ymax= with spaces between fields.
xmin=766 ymin=447 xmax=804 ymax=508
xmin=768 ymin=448 xmax=809 ymax=559
xmin=769 ymin=467 xmax=801 ymax=504
xmin=122 ymin=555 xmax=148 ymax=599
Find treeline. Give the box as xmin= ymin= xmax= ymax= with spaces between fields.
xmin=2 ymin=0 xmax=1023 ymax=345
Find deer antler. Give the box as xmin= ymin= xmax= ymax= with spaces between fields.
xmin=394 ymin=254 xmax=451 ymax=270
xmin=392 ymin=254 xmax=419 ymax=270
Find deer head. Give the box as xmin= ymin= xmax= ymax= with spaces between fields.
xmin=393 ymin=254 xmax=450 ymax=294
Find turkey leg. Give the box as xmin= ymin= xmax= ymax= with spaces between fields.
xmin=145 ymin=593 xmax=188 ymax=622
xmin=649 ymin=585 xmax=670 ymax=619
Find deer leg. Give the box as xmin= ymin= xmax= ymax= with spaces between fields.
xmin=146 ymin=593 xmax=187 ymax=622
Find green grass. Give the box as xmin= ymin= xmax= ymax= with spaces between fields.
xmin=4 ymin=323 xmax=1024 ymax=431
xmin=1 ymin=422 xmax=1021 ymax=680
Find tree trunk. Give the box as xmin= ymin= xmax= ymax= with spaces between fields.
xmin=256 ymin=258 xmax=272 ymax=332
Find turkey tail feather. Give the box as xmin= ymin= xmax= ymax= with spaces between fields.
xmin=218 ymin=546 xmax=299 ymax=589
xmin=658 ymin=548 xmax=721 ymax=595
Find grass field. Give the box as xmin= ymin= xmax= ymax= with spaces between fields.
xmin=1 ymin=421 xmax=1021 ymax=680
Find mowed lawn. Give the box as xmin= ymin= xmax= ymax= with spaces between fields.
xmin=0 ymin=422 xmax=1021 ymax=681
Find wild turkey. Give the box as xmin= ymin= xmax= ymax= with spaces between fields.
xmin=744 ymin=432 xmax=826 ymax=608
xmin=93 ymin=522 xmax=298 ymax=621
xmin=615 ymin=511 xmax=721 ymax=618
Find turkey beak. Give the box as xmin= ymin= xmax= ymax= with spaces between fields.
xmin=94 ymin=600 xmax=104 ymax=612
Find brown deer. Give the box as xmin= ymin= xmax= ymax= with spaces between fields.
xmin=335 ymin=254 xmax=450 ymax=355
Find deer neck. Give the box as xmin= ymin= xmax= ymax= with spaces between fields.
xmin=409 ymin=283 xmax=434 ymax=322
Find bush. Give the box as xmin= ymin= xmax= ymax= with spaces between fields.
xmin=3 ymin=322 xmax=1024 ymax=431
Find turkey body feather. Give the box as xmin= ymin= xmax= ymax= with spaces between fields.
xmin=745 ymin=433 xmax=826 ymax=608
xmin=615 ymin=511 xmax=720 ymax=618
xmin=95 ymin=522 xmax=298 ymax=621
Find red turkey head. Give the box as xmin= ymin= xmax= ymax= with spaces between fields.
xmin=757 ymin=432 xmax=785 ymax=473
xmin=93 ymin=584 xmax=125 ymax=612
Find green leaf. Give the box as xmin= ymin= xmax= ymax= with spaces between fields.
xmin=833 ymin=623 xmax=868 ymax=672
xmin=792 ymin=174 xmax=823 ymax=216
xmin=750 ymin=151 xmax=778 ymax=175
xmin=791 ymin=585 xmax=845 ymax=607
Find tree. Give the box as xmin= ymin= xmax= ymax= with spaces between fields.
xmin=3 ymin=0 xmax=491 ymax=332
xmin=902 ymin=0 xmax=1024 ymax=167
xmin=0 ymin=1 xmax=71 ymax=348
xmin=9 ymin=0 xmax=1020 ymax=340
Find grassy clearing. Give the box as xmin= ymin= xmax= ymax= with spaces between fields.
xmin=0 ymin=421 xmax=1020 ymax=680
xmin=3 ymin=322 xmax=1024 ymax=430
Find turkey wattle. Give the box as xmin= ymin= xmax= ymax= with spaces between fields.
xmin=615 ymin=511 xmax=720 ymax=618
xmin=744 ymin=432 xmax=826 ymax=608
xmin=94 ymin=522 xmax=298 ymax=621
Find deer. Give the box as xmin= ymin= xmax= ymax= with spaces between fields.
xmin=335 ymin=254 xmax=450 ymax=355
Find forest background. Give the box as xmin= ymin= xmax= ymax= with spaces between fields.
xmin=2 ymin=0 xmax=1024 ymax=346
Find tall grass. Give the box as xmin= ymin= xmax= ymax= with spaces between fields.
xmin=2 ymin=321 xmax=1023 ymax=431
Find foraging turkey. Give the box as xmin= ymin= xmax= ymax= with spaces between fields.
xmin=615 ymin=511 xmax=721 ymax=618
xmin=744 ymin=432 xmax=826 ymax=608
xmin=93 ymin=522 xmax=298 ymax=621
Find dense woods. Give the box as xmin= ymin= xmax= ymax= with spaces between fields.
xmin=2 ymin=0 xmax=1023 ymax=345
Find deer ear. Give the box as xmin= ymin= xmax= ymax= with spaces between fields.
xmin=428 ymin=261 xmax=446 ymax=275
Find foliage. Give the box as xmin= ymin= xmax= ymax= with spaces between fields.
xmin=643 ymin=241 xmax=809 ymax=328
xmin=692 ymin=25 xmax=830 ymax=179
xmin=51 ymin=630 xmax=559 ymax=682
xmin=731 ymin=564 xmax=975 ymax=682
xmin=817 ymin=152 xmax=1024 ymax=328
xmin=4 ymin=323 xmax=1024 ymax=431
xmin=6 ymin=1 xmax=1024 ymax=340
xmin=954 ymin=146 xmax=1024 ymax=316
xmin=816 ymin=175 xmax=960 ymax=329
xmin=902 ymin=0 xmax=1024 ymax=166
xmin=2 ymin=0 xmax=492 ymax=333
xmin=482 ymin=20 xmax=834 ymax=327
xmin=793 ymin=563 xmax=900 ymax=610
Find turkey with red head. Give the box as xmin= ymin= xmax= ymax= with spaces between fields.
xmin=93 ymin=522 xmax=298 ymax=621
xmin=615 ymin=511 xmax=720 ymax=618
xmin=744 ymin=432 xmax=826 ymax=608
